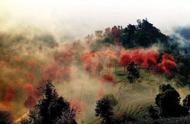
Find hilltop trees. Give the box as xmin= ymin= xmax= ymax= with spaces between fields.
xmin=99 ymin=19 xmax=169 ymax=48
xmin=20 ymin=81 xmax=77 ymax=124
xmin=123 ymin=19 xmax=168 ymax=48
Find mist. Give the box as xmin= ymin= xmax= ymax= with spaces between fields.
xmin=1 ymin=0 xmax=190 ymax=40
xmin=0 ymin=0 xmax=190 ymax=123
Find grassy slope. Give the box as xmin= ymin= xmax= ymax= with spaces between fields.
xmin=84 ymin=66 xmax=178 ymax=123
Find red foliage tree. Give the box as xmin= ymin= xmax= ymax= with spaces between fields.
xmin=119 ymin=51 xmax=131 ymax=67
xmin=101 ymin=74 xmax=115 ymax=85
xmin=3 ymin=86 xmax=15 ymax=104
xmin=156 ymin=53 xmax=177 ymax=76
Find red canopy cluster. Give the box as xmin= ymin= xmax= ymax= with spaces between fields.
xmin=119 ymin=49 xmax=159 ymax=68
xmin=81 ymin=52 xmax=103 ymax=74
xmin=81 ymin=48 xmax=177 ymax=77
xmin=156 ymin=53 xmax=177 ymax=76
xmin=119 ymin=49 xmax=176 ymax=76
xmin=101 ymin=74 xmax=115 ymax=84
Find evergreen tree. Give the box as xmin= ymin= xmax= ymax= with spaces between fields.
xmin=155 ymin=84 xmax=188 ymax=117
xmin=95 ymin=95 xmax=117 ymax=124
xmin=127 ymin=62 xmax=140 ymax=83
xmin=97 ymin=19 xmax=169 ymax=48
xmin=20 ymin=80 xmax=77 ymax=124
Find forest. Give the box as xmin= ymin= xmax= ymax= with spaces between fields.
xmin=0 ymin=19 xmax=190 ymax=124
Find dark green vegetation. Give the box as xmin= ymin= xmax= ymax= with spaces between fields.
xmin=155 ymin=84 xmax=188 ymax=117
xmin=127 ymin=62 xmax=140 ymax=83
xmin=20 ymin=81 xmax=77 ymax=124
xmin=95 ymin=95 xmax=117 ymax=124
xmin=100 ymin=19 xmax=168 ymax=48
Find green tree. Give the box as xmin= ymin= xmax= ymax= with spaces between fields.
xmin=20 ymin=81 xmax=77 ymax=124
xmin=155 ymin=84 xmax=188 ymax=117
xmin=95 ymin=95 xmax=117 ymax=124
xmin=127 ymin=62 xmax=140 ymax=83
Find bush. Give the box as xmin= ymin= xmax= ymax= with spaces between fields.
xmin=95 ymin=95 xmax=117 ymax=124
xmin=155 ymin=84 xmax=188 ymax=117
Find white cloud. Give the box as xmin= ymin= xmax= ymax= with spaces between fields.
xmin=0 ymin=0 xmax=190 ymax=37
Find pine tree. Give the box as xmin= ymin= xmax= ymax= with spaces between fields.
xmin=20 ymin=80 xmax=77 ymax=124
xmin=95 ymin=95 xmax=117 ymax=124
xmin=155 ymin=84 xmax=188 ymax=117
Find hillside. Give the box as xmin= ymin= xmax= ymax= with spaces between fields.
xmin=0 ymin=19 xmax=190 ymax=124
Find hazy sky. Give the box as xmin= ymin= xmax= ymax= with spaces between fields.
xmin=0 ymin=0 xmax=190 ymax=38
